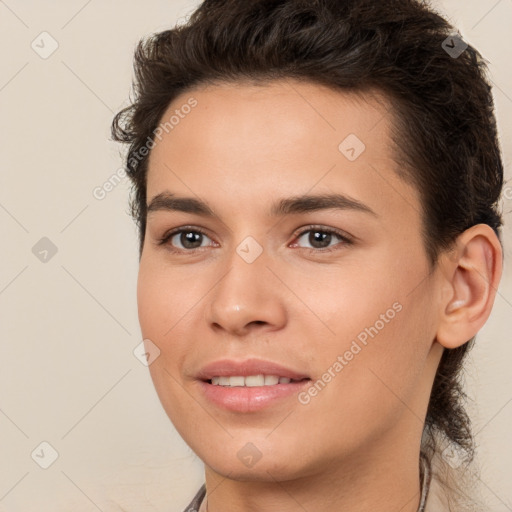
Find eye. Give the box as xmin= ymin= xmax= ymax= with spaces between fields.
xmin=291 ymin=226 xmax=352 ymax=252
xmin=158 ymin=227 xmax=215 ymax=252
xmin=157 ymin=225 xmax=353 ymax=254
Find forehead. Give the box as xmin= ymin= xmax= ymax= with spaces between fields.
xmin=150 ymin=79 xmax=393 ymax=164
xmin=145 ymin=79 xmax=420 ymax=225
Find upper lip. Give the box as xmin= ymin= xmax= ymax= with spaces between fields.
xmin=196 ymin=358 xmax=310 ymax=381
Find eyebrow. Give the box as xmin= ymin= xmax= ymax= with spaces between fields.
xmin=146 ymin=192 xmax=378 ymax=218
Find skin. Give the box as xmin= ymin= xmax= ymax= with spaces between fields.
xmin=137 ymin=79 xmax=502 ymax=512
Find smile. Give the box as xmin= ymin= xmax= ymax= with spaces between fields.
xmin=209 ymin=375 xmax=305 ymax=386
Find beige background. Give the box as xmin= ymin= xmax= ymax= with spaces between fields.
xmin=0 ymin=1 xmax=511 ymax=511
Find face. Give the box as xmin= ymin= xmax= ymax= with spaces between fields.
xmin=138 ymin=79 xmax=444 ymax=482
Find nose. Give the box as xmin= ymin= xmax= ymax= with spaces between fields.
xmin=205 ymin=247 xmax=287 ymax=338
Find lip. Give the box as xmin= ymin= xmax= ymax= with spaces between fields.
xmin=196 ymin=358 xmax=311 ymax=413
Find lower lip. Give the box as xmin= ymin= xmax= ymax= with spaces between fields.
xmin=199 ymin=380 xmax=311 ymax=412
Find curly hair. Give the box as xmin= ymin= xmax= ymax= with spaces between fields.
xmin=111 ymin=0 xmax=504 ymax=508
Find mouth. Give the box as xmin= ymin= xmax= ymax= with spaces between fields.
xmin=206 ymin=375 xmax=310 ymax=387
xmin=196 ymin=359 xmax=312 ymax=412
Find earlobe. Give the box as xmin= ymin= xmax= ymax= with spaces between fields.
xmin=436 ymin=224 xmax=502 ymax=350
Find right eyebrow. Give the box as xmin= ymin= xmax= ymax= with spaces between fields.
xmin=147 ymin=193 xmax=216 ymax=217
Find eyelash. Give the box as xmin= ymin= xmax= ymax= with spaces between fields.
xmin=157 ymin=225 xmax=353 ymax=254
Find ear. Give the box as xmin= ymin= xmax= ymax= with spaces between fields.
xmin=436 ymin=224 xmax=503 ymax=349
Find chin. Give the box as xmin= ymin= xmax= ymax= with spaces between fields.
xmin=198 ymin=441 xmax=317 ymax=482
xmin=205 ymin=458 xmax=304 ymax=482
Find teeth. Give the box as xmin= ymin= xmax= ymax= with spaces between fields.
xmin=245 ymin=375 xmax=265 ymax=387
xmin=210 ymin=375 xmax=297 ymax=387
xmin=230 ymin=376 xmax=245 ymax=387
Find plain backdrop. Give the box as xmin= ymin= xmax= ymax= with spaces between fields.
xmin=0 ymin=1 xmax=511 ymax=511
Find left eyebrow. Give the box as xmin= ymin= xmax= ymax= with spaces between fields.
xmin=269 ymin=193 xmax=378 ymax=217
xmin=146 ymin=192 xmax=378 ymax=218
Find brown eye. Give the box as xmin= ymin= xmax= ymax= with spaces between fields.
xmin=159 ymin=227 xmax=214 ymax=252
xmin=303 ymin=230 xmax=334 ymax=249
xmin=292 ymin=227 xmax=352 ymax=252
xmin=175 ymin=231 xmax=206 ymax=249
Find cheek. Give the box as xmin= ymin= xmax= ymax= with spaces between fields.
xmin=137 ymin=256 xmax=198 ymax=342
xmin=136 ymin=259 xmax=199 ymax=425
xmin=136 ymin=258 xmax=195 ymax=391
xmin=297 ymin=257 xmax=404 ymax=351
xmin=296 ymin=305 xmax=430 ymax=460
xmin=302 ymin=254 xmax=434 ymax=417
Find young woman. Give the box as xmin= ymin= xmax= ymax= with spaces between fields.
xmin=111 ymin=1 xmax=505 ymax=510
